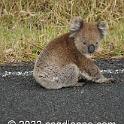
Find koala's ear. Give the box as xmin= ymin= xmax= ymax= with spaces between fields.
xmin=69 ymin=16 xmax=83 ymax=33
xmin=97 ymin=21 xmax=108 ymax=38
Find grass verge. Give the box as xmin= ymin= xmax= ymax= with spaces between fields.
xmin=0 ymin=0 xmax=124 ymax=64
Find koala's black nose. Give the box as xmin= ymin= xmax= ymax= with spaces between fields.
xmin=88 ymin=44 xmax=95 ymax=53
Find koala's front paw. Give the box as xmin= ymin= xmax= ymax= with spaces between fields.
xmin=105 ymin=78 xmax=116 ymax=83
xmin=96 ymin=77 xmax=116 ymax=84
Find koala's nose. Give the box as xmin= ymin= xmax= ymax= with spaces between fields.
xmin=88 ymin=44 xmax=95 ymax=53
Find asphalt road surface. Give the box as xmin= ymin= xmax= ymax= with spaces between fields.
xmin=0 ymin=59 xmax=124 ymax=124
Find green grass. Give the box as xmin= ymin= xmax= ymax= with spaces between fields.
xmin=0 ymin=20 xmax=123 ymax=64
xmin=0 ymin=21 xmax=68 ymax=64
xmin=0 ymin=0 xmax=124 ymax=64
xmin=97 ymin=21 xmax=124 ymax=58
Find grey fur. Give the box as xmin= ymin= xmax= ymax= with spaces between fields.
xmin=33 ymin=17 xmax=114 ymax=89
xmin=97 ymin=21 xmax=108 ymax=37
xmin=69 ymin=17 xmax=83 ymax=38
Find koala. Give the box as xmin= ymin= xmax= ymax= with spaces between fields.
xmin=33 ymin=17 xmax=114 ymax=89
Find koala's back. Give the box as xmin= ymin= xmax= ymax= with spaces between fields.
xmin=35 ymin=33 xmax=81 ymax=69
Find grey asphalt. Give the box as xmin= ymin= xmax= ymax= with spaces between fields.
xmin=0 ymin=59 xmax=124 ymax=124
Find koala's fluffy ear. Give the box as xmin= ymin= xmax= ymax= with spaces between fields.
xmin=69 ymin=16 xmax=83 ymax=37
xmin=97 ymin=21 xmax=108 ymax=38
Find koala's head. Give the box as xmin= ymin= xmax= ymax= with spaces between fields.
xmin=69 ymin=17 xmax=108 ymax=55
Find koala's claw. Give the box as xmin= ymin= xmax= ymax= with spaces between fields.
xmin=107 ymin=78 xmax=116 ymax=83
xmin=95 ymin=77 xmax=116 ymax=84
xmin=101 ymin=78 xmax=116 ymax=84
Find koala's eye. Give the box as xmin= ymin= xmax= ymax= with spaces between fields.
xmin=96 ymin=42 xmax=98 ymax=44
xmin=83 ymin=42 xmax=86 ymax=45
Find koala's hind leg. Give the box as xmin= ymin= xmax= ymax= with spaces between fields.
xmin=59 ymin=64 xmax=85 ymax=88
xmin=33 ymin=64 xmax=84 ymax=89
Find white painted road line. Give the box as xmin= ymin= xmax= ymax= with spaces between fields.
xmin=0 ymin=69 xmax=124 ymax=77
xmin=1 ymin=71 xmax=33 ymax=77
xmin=101 ymin=69 xmax=124 ymax=74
